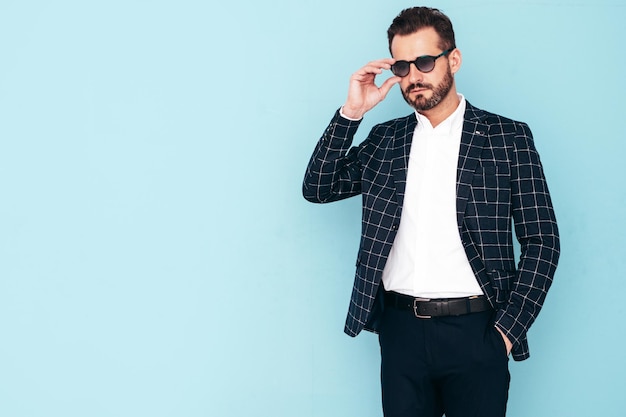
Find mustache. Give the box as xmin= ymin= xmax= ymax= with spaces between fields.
xmin=404 ymin=83 xmax=433 ymax=94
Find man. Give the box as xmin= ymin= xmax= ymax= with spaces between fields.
xmin=302 ymin=6 xmax=560 ymax=417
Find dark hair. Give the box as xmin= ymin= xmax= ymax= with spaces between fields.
xmin=387 ymin=7 xmax=456 ymax=52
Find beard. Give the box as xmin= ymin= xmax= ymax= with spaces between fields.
xmin=402 ymin=67 xmax=454 ymax=112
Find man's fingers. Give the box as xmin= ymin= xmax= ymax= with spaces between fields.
xmin=354 ymin=59 xmax=396 ymax=78
xmin=344 ymin=58 xmax=400 ymax=118
xmin=379 ymin=76 xmax=402 ymax=98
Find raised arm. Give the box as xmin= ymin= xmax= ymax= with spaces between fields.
xmin=302 ymin=59 xmax=400 ymax=203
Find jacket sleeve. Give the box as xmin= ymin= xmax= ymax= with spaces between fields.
xmin=302 ymin=110 xmax=364 ymax=203
xmin=494 ymin=122 xmax=560 ymax=348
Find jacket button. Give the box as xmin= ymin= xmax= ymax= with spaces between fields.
xmin=392 ymin=224 xmax=399 ymax=231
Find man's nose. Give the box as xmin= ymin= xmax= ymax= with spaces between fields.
xmin=408 ymin=63 xmax=424 ymax=84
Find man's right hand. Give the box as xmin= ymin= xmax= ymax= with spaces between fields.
xmin=341 ymin=58 xmax=401 ymax=120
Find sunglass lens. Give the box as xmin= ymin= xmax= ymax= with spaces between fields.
xmin=416 ymin=56 xmax=435 ymax=73
xmin=391 ymin=61 xmax=409 ymax=77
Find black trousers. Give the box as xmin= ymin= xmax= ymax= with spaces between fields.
xmin=378 ymin=306 xmax=510 ymax=417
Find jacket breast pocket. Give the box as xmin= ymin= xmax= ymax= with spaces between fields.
xmin=472 ymin=162 xmax=510 ymax=197
xmin=470 ymin=162 xmax=511 ymax=223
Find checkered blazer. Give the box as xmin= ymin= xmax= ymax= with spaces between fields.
xmin=303 ymin=101 xmax=560 ymax=361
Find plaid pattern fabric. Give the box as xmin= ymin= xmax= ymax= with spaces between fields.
xmin=303 ymin=102 xmax=560 ymax=361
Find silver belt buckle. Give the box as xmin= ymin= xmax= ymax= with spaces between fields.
xmin=413 ymin=297 xmax=432 ymax=318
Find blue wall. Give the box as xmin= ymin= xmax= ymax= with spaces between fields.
xmin=1 ymin=1 xmax=625 ymax=416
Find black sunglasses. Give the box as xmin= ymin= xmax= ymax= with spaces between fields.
xmin=390 ymin=48 xmax=454 ymax=77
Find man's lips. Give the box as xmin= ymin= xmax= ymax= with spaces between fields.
xmin=406 ymin=84 xmax=431 ymax=95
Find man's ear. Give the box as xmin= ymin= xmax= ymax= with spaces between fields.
xmin=449 ymin=48 xmax=462 ymax=75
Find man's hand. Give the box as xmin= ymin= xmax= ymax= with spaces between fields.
xmin=495 ymin=326 xmax=513 ymax=356
xmin=341 ymin=58 xmax=401 ymax=120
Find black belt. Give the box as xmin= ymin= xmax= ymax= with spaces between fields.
xmin=385 ymin=291 xmax=492 ymax=318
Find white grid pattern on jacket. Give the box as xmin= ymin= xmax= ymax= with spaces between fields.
xmin=303 ymin=101 xmax=560 ymax=361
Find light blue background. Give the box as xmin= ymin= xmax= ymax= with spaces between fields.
xmin=1 ymin=1 xmax=625 ymax=416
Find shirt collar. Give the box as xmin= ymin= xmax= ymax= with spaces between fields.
xmin=414 ymin=94 xmax=466 ymax=134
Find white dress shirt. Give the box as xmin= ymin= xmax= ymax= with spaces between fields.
xmin=381 ymin=95 xmax=483 ymax=298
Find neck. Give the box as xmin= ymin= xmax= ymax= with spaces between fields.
xmin=418 ymin=88 xmax=460 ymax=128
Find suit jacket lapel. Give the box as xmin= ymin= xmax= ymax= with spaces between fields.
xmin=391 ymin=113 xmax=418 ymax=211
xmin=456 ymin=104 xmax=488 ymax=231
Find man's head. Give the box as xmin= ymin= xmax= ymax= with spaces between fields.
xmin=387 ymin=7 xmax=456 ymax=53
xmin=387 ymin=7 xmax=461 ymax=117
